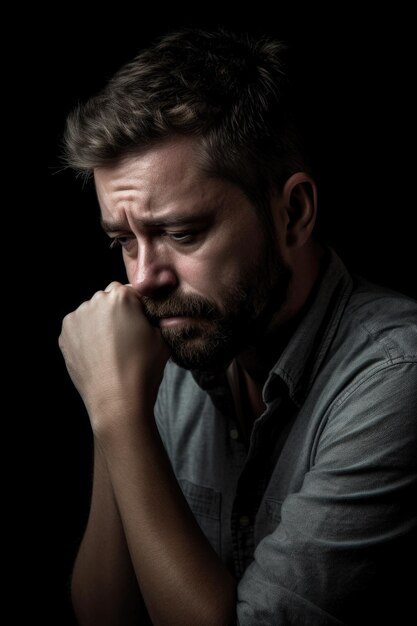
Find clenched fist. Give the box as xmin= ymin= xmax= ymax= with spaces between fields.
xmin=59 ymin=282 xmax=170 ymax=433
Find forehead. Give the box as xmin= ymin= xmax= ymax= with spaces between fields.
xmin=94 ymin=138 xmax=230 ymax=222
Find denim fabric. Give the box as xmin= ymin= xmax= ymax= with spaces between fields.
xmin=155 ymin=249 xmax=417 ymax=625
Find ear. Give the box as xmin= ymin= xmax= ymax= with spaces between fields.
xmin=281 ymin=172 xmax=317 ymax=248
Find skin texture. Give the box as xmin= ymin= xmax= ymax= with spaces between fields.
xmin=59 ymin=137 xmax=321 ymax=625
xmin=97 ymin=141 xmax=289 ymax=371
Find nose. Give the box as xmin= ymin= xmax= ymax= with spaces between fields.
xmin=131 ymin=240 xmax=178 ymax=297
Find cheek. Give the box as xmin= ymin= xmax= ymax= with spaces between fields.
xmin=179 ymin=246 xmax=257 ymax=298
xmin=176 ymin=257 xmax=217 ymax=293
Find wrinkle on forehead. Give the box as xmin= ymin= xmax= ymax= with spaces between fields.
xmin=94 ymin=138 xmax=210 ymax=221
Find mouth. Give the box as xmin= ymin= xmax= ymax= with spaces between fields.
xmin=158 ymin=316 xmax=197 ymax=328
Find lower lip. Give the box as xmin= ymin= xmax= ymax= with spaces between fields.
xmin=159 ymin=317 xmax=194 ymax=328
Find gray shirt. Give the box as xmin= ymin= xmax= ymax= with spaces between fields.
xmin=155 ymin=249 xmax=417 ymax=625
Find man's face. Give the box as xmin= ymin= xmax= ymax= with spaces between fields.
xmin=95 ymin=139 xmax=290 ymax=370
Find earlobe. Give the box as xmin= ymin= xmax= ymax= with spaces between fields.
xmin=282 ymin=173 xmax=317 ymax=248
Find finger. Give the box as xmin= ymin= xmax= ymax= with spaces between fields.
xmin=104 ymin=281 xmax=123 ymax=292
xmin=124 ymin=283 xmax=142 ymax=300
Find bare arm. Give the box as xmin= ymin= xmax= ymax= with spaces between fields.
xmin=60 ymin=283 xmax=236 ymax=626
xmin=71 ymin=443 xmax=148 ymax=625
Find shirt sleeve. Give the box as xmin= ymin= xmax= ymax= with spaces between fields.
xmin=236 ymin=361 xmax=417 ymax=625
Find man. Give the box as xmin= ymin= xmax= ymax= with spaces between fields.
xmin=59 ymin=28 xmax=417 ymax=625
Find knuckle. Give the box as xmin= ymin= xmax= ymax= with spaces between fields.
xmin=105 ymin=280 xmax=122 ymax=292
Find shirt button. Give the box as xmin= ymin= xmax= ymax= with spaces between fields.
xmin=230 ymin=428 xmax=239 ymax=440
xmin=239 ymin=515 xmax=250 ymax=527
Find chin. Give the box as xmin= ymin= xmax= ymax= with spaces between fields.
xmin=166 ymin=333 xmax=241 ymax=372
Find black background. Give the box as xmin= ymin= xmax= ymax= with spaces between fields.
xmin=25 ymin=5 xmax=415 ymax=624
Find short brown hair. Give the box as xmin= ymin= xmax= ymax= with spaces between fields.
xmin=64 ymin=28 xmax=311 ymax=212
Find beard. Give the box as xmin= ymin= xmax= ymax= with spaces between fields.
xmin=141 ymin=242 xmax=291 ymax=371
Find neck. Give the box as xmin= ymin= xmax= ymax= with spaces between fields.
xmin=228 ymin=242 xmax=324 ymax=438
xmin=237 ymin=241 xmax=325 ymax=386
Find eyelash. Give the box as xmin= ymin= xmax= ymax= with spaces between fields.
xmin=168 ymin=232 xmax=195 ymax=243
xmin=109 ymin=232 xmax=197 ymax=249
xmin=109 ymin=237 xmax=131 ymax=249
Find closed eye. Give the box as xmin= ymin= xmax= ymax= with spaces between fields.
xmin=168 ymin=231 xmax=198 ymax=244
xmin=109 ymin=236 xmax=135 ymax=249
xmin=108 ymin=230 xmax=202 ymax=250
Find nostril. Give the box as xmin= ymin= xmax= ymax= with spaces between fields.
xmin=135 ymin=269 xmax=179 ymax=298
xmin=137 ymin=283 xmax=177 ymax=300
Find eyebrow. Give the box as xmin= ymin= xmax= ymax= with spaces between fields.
xmin=100 ymin=213 xmax=213 ymax=233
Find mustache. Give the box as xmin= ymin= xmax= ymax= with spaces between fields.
xmin=141 ymin=292 xmax=219 ymax=324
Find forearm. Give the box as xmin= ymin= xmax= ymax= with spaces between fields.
xmin=98 ymin=406 xmax=236 ymax=626
xmin=60 ymin=284 xmax=236 ymax=624
xmin=71 ymin=443 xmax=147 ymax=626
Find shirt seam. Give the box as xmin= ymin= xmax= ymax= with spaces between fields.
xmin=329 ymin=358 xmax=417 ymax=413
xmin=359 ymin=320 xmax=417 ymax=362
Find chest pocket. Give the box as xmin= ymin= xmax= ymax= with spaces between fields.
xmin=178 ymin=478 xmax=222 ymax=555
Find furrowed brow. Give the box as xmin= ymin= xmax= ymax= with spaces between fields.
xmin=101 ymin=213 xmax=211 ymax=233
xmin=100 ymin=219 xmax=129 ymax=233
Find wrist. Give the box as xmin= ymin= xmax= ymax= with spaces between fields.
xmin=87 ymin=391 xmax=155 ymax=439
xmin=94 ymin=408 xmax=161 ymax=468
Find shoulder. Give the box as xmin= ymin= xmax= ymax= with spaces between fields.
xmin=312 ymin=279 xmax=417 ymax=458
xmin=340 ymin=277 xmax=417 ymax=362
xmin=304 ymin=278 xmax=417 ymax=447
